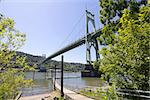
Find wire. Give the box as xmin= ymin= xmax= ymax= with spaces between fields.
xmin=56 ymin=13 xmax=85 ymax=50
xmin=73 ymin=24 xmax=85 ymax=41
xmin=56 ymin=0 xmax=99 ymax=51
xmin=68 ymin=16 xmax=86 ymax=44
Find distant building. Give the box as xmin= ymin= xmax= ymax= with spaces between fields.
xmin=42 ymin=54 xmax=46 ymax=58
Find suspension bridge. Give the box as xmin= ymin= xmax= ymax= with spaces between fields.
xmin=33 ymin=10 xmax=150 ymax=100
xmin=42 ymin=10 xmax=101 ymax=65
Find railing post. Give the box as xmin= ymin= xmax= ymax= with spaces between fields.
xmin=54 ymin=65 xmax=56 ymax=90
xmin=51 ymin=69 xmax=53 ymax=80
xmin=61 ymin=55 xmax=64 ymax=97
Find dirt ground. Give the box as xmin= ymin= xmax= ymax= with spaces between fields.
xmin=19 ymin=90 xmax=61 ymax=100
xmin=44 ymin=90 xmax=61 ymax=100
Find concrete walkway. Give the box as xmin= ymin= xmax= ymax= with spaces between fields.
xmin=55 ymin=82 xmax=93 ymax=100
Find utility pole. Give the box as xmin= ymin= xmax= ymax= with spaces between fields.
xmin=61 ymin=55 xmax=64 ymax=97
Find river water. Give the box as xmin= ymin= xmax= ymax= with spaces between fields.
xmin=22 ymin=71 xmax=102 ymax=96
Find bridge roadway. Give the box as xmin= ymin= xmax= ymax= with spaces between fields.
xmin=42 ymin=28 xmax=101 ymax=63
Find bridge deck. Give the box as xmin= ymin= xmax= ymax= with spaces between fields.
xmin=42 ymin=29 xmax=101 ymax=63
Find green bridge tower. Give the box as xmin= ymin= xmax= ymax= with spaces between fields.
xmin=81 ymin=10 xmax=100 ymax=77
xmin=86 ymin=10 xmax=99 ymax=64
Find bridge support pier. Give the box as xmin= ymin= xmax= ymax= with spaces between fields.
xmin=81 ymin=64 xmax=100 ymax=77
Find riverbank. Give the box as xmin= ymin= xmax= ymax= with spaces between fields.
xmin=20 ymin=81 xmax=94 ymax=100
xmin=54 ymin=80 xmax=93 ymax=100
xmin=20 ymin=90 xmax=60 ymax=100
xmin=21 ymin=71 xmax=101 ymax=99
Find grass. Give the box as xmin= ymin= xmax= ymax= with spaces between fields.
xmin=80 ymin=88 xmax=103 ymax=100
xmin=79 ymin=85 xmax=119 ymax=100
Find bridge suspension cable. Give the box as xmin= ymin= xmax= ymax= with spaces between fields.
xmin=56 ymin=13 xmax=85 ymax=51
xmin=71 ymin=24 xmax=85 ymax=43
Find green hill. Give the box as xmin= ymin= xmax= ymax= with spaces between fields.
xmin=16 ymin=51 xmax=85 ymax=72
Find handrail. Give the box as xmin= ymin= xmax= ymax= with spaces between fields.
xmin=117 ymin=89 xmax=150 ymax=99
xmin=118 ymin=89 xmax=150 ymax=94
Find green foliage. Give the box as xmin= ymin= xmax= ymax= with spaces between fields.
xmin=80 ymin=85 xmax=119 ymax=100
xmin=99 ymin=84 xmax=118 ymax=100
xmin=0 ymin=16 xmax=33 ymax=99
xmin=45 ymin=61 xmax=84 ymax=72
xmin=0 ymin=69 xmax=32 ymax=99
xmin=99 ymin=5 xmax=150 ymax=91
xmin=58 ymin=96 xmax=64 ymax=100
xmin=80 ymin=88 xmax=102 ymax=99
xmin=93 ymin=60 xmax=101 ymax=71
xmin=99 ymin=0 xmax=147 ymax=45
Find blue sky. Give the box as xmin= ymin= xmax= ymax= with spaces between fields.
xmin=0 ymin=0 xmax=102 ymax=63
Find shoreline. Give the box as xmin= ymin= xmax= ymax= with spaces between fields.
xmin=21 ymin=91 xmax=51 ymax=97
xmin=19 ymin=91 xmax=60 ymax=100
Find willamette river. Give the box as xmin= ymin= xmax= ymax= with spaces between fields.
xmin=22 ymin=71 xmax=103 ymax=96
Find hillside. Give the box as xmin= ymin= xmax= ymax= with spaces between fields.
xmin=16 ymin=51 xmax=85 ymax=71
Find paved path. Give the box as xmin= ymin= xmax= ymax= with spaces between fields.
xmin=55 ymin=82 xmax=94 ymax=100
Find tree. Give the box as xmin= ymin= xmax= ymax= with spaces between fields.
xmin=0 ymin=16 xmax=32 ymax=99
xmin=99 ymin=5 xmax=150 ymax=91
xmin=98 ymin=0 xmax=147 ymax=45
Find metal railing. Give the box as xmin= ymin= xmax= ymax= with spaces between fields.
xmin=117 ymin=89 xmax=150 ymax=99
